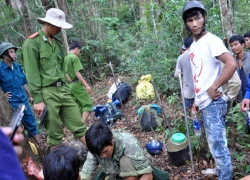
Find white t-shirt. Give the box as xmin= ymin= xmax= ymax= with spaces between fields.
xmin=190 ymin=32 xmax=228 ymax=109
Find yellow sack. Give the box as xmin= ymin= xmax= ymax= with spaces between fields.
xmin=136 ymin=74 xmax=155 ymax=99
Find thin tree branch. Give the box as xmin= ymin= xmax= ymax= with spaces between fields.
xmin=34 ymin=0 xmax=46 ymax=12
xmin=10 ymin=26 xmax=26 ymax=39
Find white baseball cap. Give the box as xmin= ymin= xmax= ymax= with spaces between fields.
xmin=37 ymin=8 xmax=73 ymax=29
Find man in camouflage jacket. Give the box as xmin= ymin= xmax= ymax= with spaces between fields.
xmin=80 ymin=122 xmax=153 ymax=180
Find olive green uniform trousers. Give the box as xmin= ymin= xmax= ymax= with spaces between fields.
xmin=42 ymin=85 xmax=87 ymax=145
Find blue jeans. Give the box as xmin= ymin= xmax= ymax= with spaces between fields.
xmin=201 ymin=98 xmax=232 ymax=180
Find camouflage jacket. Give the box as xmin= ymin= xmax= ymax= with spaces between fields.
xmin=80 ymin=131 xmax=152 ymax=180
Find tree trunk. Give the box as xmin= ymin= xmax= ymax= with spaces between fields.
xmin=139 ymin=0 xmax=145 ymax=19
xmin=91 ymin=0 xmax=98 ymax=39
xmin=10 ymin=0 xmax=22 ymax=15
xmin=57 ymin=0 xmax=71 ymax=22
xmin=5 ymin=0 xmax=27 ymax=40
xmin=112 ymin=0 xmax=117 ymax=17
xmin=54 ymin=0 xmax=69 ymax=53
xmin=20 ymin=0 xmax=34 ymax=37
xmin=218 ymin=0 xmax=234 ymax=40
xmin=77 ymin=0 xmax=86 ymax=42
xmin=150 ymin=0 xmax=158 ymax=39
xmin=0 ymin=90 xmax=13 ymax=126
xmin=85 ymin=0 xmax=95 ymax=37
xmin=5 ymin=0 xmax=11 ymax=6
xmin=96 ymin=1 xmax=103 ymax=42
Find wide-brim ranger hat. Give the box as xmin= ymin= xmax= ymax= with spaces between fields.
xmin=37 ymin=8 xmax=73 ymax=29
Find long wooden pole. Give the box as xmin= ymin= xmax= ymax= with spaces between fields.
xmin=109 ymin=62 xmax=129 ymax=126
xmin=178 ymin=69 xmax=194 ymax=173
xmin=152 ymin=80 xmax=172 ymax=135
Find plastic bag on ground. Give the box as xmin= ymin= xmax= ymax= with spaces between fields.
xmin=136 ymin=74 xmax=155 ymax=100
xmin=107 ymin=78 xmax=121 ymax=99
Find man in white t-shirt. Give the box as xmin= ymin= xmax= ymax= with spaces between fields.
xmin=182 ymin=1 xmax=237 ymax=180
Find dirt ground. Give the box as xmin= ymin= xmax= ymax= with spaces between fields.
xmin=83 ymin=76 xmax=219 ymax=180
xmin=23 ymin=75 xmax=244 ymax=180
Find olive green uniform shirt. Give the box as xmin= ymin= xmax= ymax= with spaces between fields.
xmin=22 ymin=29 xmax=66 ymax=103
xmin=63 ymin=53 xmax=93 ymax=112
xmin=63 ymin=52 xmax=83 ymax=80
xmin=80 ymin=131 xmax=152 ymax=179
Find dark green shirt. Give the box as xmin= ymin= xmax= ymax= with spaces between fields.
xmin=22 ymin=29 xmax=66 ymax=103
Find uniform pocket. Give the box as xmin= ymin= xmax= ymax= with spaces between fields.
xmin=17 ymin=73 xmax=26 ymax=85
xmin=39 ymin=53 xmax=52 ymax=70
xmin=2 ymin=75 xmax=14 ymax=88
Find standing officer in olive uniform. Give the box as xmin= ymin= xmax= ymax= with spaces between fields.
xmin=22 ymin=8 xmax=87 ymax=147
xmin=64 ymin=42 xmax=93 ymax=123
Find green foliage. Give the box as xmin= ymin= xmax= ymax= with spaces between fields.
xmin=0 ymin=2 xmax=23 ymax=41
xmin=2 ymin=0 xmax=250 ymax=178
xmin=206 ymin=152 xmax=211 ymax=159
xmin=246 ymin=165 xmax=250 ymax=174
xmin=226 ymin=103 xmax=246 ymax=133
xmin=0 ymin=0 xmax=230 ymax=95
xmin=206 ymin=6 xmax=223 ymax=37
xmin=163 ymin=129 xmax=170 ymax=142
xmin=233 ymin=0 xmax=250 ymax=35
xmin=227 ymin=104 xmax=250 ymax=178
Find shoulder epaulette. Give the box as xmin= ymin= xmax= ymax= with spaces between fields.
xmin=28 ymin=32 xmax=39 ymax=39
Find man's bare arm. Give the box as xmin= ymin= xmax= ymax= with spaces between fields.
xmin=207 ymin=52 xmax=237 ymax=99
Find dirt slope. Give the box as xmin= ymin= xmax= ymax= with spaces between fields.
xmin=85 ymin=76 xmax=218 ymax=180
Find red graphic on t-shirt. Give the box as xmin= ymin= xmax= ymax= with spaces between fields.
xmin=190 ymin=52 xmax=203 ymax=94
xmin=195 ymin=86 xmax=201 ymax=93
xmin=190 ymin=53 xmax=195 ymax=66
